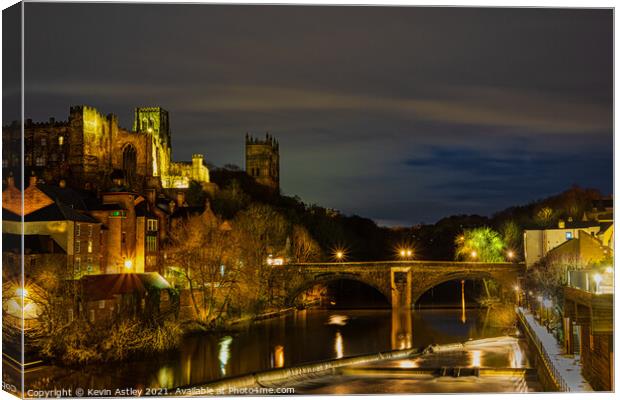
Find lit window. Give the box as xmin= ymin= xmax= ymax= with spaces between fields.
xmin=88 ymin=224 xmax=93 ymax=237
xmin=566 ymin=232 xmax=573 ymax=240
xmin=75 ymin=256 xmax=81 ymax=271
xmin=147 ymin=236 xmax=157 ymax=252
xmin=89 ymin=309 xmax=95 ymax=323
xmin=58 ymin=136 xmax=64 ymax=145
xmin=87 ymin=240 xmax=93 ymax=253
xmin=35 ymin=156 xmax=45 ymax=166
xmin=99 ymin=300 xmax=105 ymax=309
xmin=76 ymin=224 xmax=81 ymax=236
xmin=147 ymin=219 xmax=158 ymax=231
xmin=75 ymin=240 xmax=81 ymax=253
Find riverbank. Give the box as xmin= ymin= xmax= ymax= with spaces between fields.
xmin=516 ymin=307 xmax=592 ymax=392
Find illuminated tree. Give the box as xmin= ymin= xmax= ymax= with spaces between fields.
xmin=291 ymin=225 xmax=322 ymax=263
xmin=167 ymin=213 xmax=240 ymax=325
xmin=454 ymin=227 xmax=505 ymax=263
xmin=534 ymin=206 xmax=554 ymax=226
xmin=233 ymin=204 xmax=288 ymax=312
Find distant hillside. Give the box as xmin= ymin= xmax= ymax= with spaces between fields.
xmin=207 ymin=168 xmax=608 ymax=262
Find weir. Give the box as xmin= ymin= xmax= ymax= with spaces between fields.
xmin=179 ymin=336 xmax=535 ymax=394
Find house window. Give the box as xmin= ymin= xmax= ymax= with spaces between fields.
xmin=35 ymin=156 xmax=45 ymax=166
xmin=89 ymin=309 xmax=95 ymax=323
xmin=76 ymin=224 xmax=81 ymax=236
xmin=147 ymin=236 xmax=157 ymax=252
xmin=99 ymin=300 xmax=106 ymax=309
xmin=566 ymin=232 xmax=573 ymax=240
xmin=58 ymin=136 xmax=64 ymax=145
xmin=88 ymin=224 xmax=93 ymax=237
xmin=75 ymin=256 xmax=81 ymax=271
xmin=87 ymin=240 xmax=93 ymax=253
xmin=75 ymin=240 xmax=81 ymax=253
xmin=147 ymin=219 xmax=158 ymax=231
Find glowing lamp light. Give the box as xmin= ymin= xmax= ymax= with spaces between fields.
xmin=513 ymin=285 xmax=520 ymax=292
xmin=593 ymin=273 xmax=603 ymax=284
xmin=399 ymin=249 xmax=406 ymax=257
xmin=336 ymin=251 xmax=344 ymax=260
xmin=543 ymin=298 xmax=552 ymax=308
xmin=537 ymin=295 xmax=543 ymax=302
xmin=406 ymin=249 xmax=413 ymax=257
xmin=605 ymin=267 xmax=613 ymax=274
xmin=15 ymin=287 xmax=28 ymax=298
xmin=470 ymin=251 xmax=477 ymax=258
xmin=124 ymin=259 xmax=133 ymax=269
xmin=507 ymin=250 xmax=514 ymax=259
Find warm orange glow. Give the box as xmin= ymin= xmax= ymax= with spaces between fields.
xmin=507 ymin=250 xmax=514 ymax=259
xmin=124 ymin=259 xmax=133 ymax=269
xmin=274 ymin=345 xmax=284 ymax=368
xmin=470 ymin=250 xmax=477 ymax=258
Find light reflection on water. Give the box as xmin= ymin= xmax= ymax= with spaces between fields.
xmin=28 ymin=308 xmax=511 ymax=391
xmin=334 ymin=331 xmax=344 ymax=359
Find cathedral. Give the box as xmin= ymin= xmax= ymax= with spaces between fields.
xmin=2 ymin=105 xmax=211 ymax=192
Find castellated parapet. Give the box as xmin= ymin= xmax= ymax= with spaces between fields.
xmin=245 ymin=132 xmax=280 ymax=192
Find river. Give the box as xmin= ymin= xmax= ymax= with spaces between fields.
xmin=21 ymin=307 xmax=529 ymax=392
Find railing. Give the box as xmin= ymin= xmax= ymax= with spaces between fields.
xmin=516 ymin=308 xmax=570 ymax=392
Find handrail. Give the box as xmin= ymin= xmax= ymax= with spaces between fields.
xmin=516 ymin=309 xmax=570 ymax=392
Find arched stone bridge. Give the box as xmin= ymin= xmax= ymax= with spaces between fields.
xmin=271 ymin=261 xmax=525 ymax=308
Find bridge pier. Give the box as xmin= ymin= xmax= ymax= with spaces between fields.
xmin=391 ymin=267 xmax=412 ymax=308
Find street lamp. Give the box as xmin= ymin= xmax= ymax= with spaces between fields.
xmin=507 ymin=250 xmax=515 ymax=261
xmin=124 ymin=259 xmax=133 ymax=270
xmin=470 ymin=250 xmax=477 ymax=259
xmin=398 ymin=248 xmax=413 ymax=260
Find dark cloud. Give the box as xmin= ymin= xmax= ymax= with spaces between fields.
xmin=18 ymin=4 xmax=613 ymax=225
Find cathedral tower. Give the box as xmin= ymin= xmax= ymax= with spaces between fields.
xmin=245 ymin=133 xmax=279 ymax=192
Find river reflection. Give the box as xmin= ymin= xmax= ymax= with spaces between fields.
xmin=26 ymin=308 xmax=508 ymax=391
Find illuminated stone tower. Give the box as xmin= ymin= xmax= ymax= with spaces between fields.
xmin=133 ymin=107 xmax=172 ymax=179
xmin=245 ymin=133 xmax=280 ymax=192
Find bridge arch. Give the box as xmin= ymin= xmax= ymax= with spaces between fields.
xmin=412 ymin=270 xmax=513 ymax=305
xmin=285 ymin=272 xmax=391 ymax=307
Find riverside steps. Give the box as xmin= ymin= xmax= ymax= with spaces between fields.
xmin=176 ymin=336 xmax=541 ymax=395
xmin=516 ymin=307 xmax=593 ymax=392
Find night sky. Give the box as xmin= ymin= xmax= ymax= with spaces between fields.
xmin=18 ymin=4 xmax=613 ymax=226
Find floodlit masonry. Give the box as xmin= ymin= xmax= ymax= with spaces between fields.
xmin=2 ymin=105 xmax=211 ymax=191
